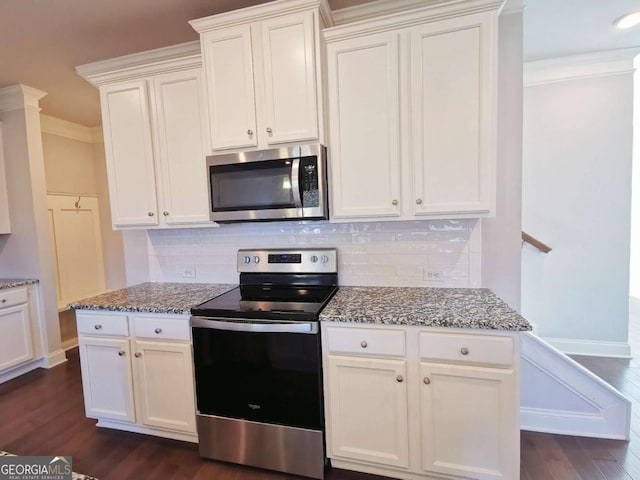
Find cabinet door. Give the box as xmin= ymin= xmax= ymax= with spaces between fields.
xmin=260 ymin=11 xmax=319 ymax=145
xmin=0 ymin=303 xmax=33 ymax=371
xmin=78 ymin=337 xmax=135 ymax=422
xmin=410 ymin=12 xmax=496 ymax=216
xmin=133 ymin=340 xmax=197 ymax=434
xmin=201 ymin=25 xmax=257 ymax=151
xmin=152 ymin=69 xmax=210 ymax=225
xmin=420 ymin=362 xmax=518 ymax=480
xmin=100 ymin=81 xmax=159 ymax=226
xmin=326 ymin=355 xmax=409 ymax=469
xmin=0 ymin=123 xmax=11 ymax=234
xmin=326 ymin=32 xmax=402 ymax=219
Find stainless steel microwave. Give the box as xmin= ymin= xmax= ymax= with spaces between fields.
xmin=206 ymin=144 xmax=328 ymax=223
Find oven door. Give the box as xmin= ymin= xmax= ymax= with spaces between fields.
xmin=191 ymin=317 xmax=323 ymax=431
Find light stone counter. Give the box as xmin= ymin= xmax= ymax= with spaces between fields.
xmin=69 ymin=282 xmax=236 ymax=315
xmin=320 ymin=286 xmax=532 ymax=331
xmin=0 ymin=279 xmax=39 ymax=290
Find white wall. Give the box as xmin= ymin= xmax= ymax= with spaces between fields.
xmin=522 ymin=52 xmax=635 ymax=357
xmin=630 ymin=55 xmax=640 ymax=300
xmin=129 ymin=219 xmax=480 ymax=287
xmin=481 ymin=6 xmax=523 ymax=311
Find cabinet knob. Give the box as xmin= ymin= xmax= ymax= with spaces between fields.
xmin=416 ymin=198 xmax=423 ymax=205
xmin=154 ymin=328 xmax=162 ymax=334
xmin=266 ymin=127 xmax=273 ymax=134
xmin=396 ymin=375 xmax=404 ymax=383
xmin=1 ymin=299 xmax=6 ymax=303
xmin=163 ymin=211 xmax=169 ymax=216
xmin=392 ymin=199 xmax=398 ymax=206
xmin=423 ymin=377 xmax=431 ymax=385
xmin=148 ymin=211 xmax=155 ymax=217
xmin=135 ymin=352 xmax=142 ymax=358
xmin=94 ymin=324 xmax=102 ymax=330
xmin=360 ymin=341 xmax=367 ymax=348
xmin=247 ymin=129 xmax=253 ymax=135
xmin=461 ymin=347 xmax=469 ymax=355
xmin=118 ymin=351 xmax=125 ymax=357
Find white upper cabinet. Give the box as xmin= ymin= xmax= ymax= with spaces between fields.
xmin=324 ymin=4 xmax=498 ymax=221
xmin=0 ymin=123 xmax=11 ymax=234
xmin=101 ymin=81 xmax=159 ymax=227
xmin=326 ymin=32 xmax=401 ymax=219
xmin=77 ymin=44 xmax=212 ymax=229
xmin=191 ymin=0 xmax=329 ymax=152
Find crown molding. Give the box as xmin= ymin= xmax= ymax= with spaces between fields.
xmin=524 ymin=48 xmax=640 ymax=87
xmin=0 ymin=85 xmax=47 ymax=113
xmin=190 ymin=0 xmax=333 ymax=32
xmin=40 ymin=114 xmax=97 ymax=143
xmin=330 ymin=0 xmax=504 ymax=26
xmin=76 ymin=41 xmax=201 ymax=86
xmin=324 ymin=0 xmax=503 ymax=41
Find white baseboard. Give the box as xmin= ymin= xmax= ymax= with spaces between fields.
xmin=0 ymin=361 xmax=41 ymax=385
xmin=95 ymin=419 xmax=198 ymax=443
xmin=61 ymin=337 xmax=78 ymax=351
xmin=542 ymin=336 xmax=631 ymax=358
xmin=38 ymin=349 xmax=67 ymax=368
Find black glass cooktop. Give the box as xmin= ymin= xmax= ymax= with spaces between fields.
xmin=192 ymin=284 xmax=338 ymax=321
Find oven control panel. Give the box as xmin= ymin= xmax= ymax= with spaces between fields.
xmin=237 ymin=248 xmax=337 ymax=273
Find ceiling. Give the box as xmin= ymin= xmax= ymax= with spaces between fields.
xmin=1 ymin=0 xmax=640 ymax=127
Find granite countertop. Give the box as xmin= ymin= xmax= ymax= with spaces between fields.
xmin=0 ymin=278 xmax=39 ymax=290
xmin=320 ymin=286 xmax=532 ymax=331
xmin=69 ymin=282 xmax=236 ymax=314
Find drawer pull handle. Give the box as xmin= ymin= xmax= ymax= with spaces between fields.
xmin=360 ymin=341 xmax=367 ymax=348
xmin=94 ymin=324 xmax=102 ymax=330
xmin=135 ymin=352 xmax=142 ymax=358
xmin=118 ymin=351 xmax=125 ymax=357
xmin=396 ymin=375 xmax=403 ymax=383
xmin=461 ymin=347 xmax=469 ymax=355
xmin=154 ymin=328 xmax=162 ymax=334
xmin=423 ymin=377 xmax=431 ymax=385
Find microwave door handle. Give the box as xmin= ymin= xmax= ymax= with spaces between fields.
xmin=291 ymin=158 xmax=302 ymax=208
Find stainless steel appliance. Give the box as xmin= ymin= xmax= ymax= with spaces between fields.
xmin=191 ymin=248 xmax=338 ymax=479
xmin=206 ymin=144 xmax=328 ymax=223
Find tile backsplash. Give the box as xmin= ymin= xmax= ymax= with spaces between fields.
xmin=143 ymin=219 xmax=481 ymax=287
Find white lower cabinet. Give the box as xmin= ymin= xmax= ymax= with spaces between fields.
xmin=76 ymin=310 xmax=197 ymax=442
xmin=322 ymin=323 xmax=520 ymax=480
xmin=0 ymin=288 xmax=33 ymax=371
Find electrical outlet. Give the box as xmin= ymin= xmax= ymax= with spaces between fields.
xmin=423 ymin=268 xmax=444 ymax=282
xmin=181 ymin=266 xmax=196 ymax=279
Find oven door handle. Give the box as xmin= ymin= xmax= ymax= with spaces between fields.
xmin=191 ymin=316 xmax=318 ymax=334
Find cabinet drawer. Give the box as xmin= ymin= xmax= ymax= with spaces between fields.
xmin=419 ymin=332 xmax=513 ymax=367
xmin=132 ymin=315 xmax=190 ymax=342
xmin=0 ymin=288 xmax=28 ymax=309
xmin=325 ymin=326 xmax=406 ymax=357
xmin=77 ymin=312 xmax=129 ymax=337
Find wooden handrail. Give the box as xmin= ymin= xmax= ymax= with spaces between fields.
xmin=522 ymin=232 xmax=552 ymax=253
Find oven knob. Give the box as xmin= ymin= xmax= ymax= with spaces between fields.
xmin=310 ymin=255 xmax=318 ymax=263
xmin=243 ymin=256 xmax=251 ymax=264
xmin=320 ymin=255 xmax=329 ymax=263
xmin=254 ymin=256 xmax=260 ymax=263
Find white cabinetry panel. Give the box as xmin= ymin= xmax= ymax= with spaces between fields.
xmin=152 ymin=70 xmax=210 ymax=224
xmin=326 ymin=32 xmax=401 ymax=219
xmin=201 ymin=25 xmax=257 ymax=150
xmin=101 ymin=81 xmax=158 ymax=227
xmin=0 ymin=302 xmax=33 ymax=371
xmin=420 ymin=362 xmax=518 ymax=480
xmin=78 ymin=336 xmax=135 ymax=422
xmin=0 ymin=123 xmax=10 ymax=233
xmin=326 ymin=355 xmax=409 ymax=468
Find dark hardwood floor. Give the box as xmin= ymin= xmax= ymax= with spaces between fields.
xmin=1 ymin=302 xmax=639 ymax=480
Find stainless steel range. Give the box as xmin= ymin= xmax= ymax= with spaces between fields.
xmin=190 ymin=248 xmax=338 ymax=479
